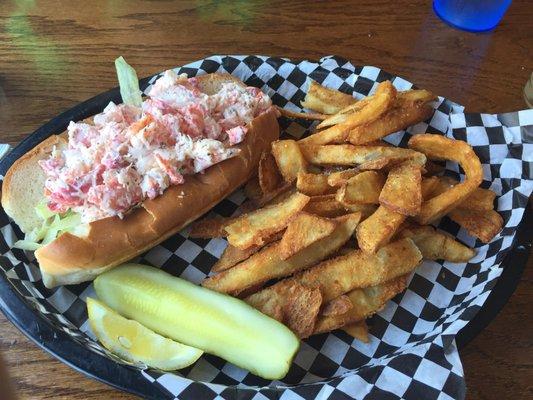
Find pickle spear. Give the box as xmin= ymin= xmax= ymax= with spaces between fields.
xmin=94 ymin=264 xmax=300 ymax=380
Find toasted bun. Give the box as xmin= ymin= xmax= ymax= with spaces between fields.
xmin=2 ymin=73 xmax=279 ymax=287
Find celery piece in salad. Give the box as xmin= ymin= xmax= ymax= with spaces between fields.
xmin=115 ymin=56 xmax=143 ymax=107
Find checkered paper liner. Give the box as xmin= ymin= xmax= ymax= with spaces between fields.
xmin=0 ymin=55 xmax=532 ymax=400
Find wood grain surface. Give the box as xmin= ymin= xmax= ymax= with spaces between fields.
xmin=0 ymin=0 xmax=531 ymax=399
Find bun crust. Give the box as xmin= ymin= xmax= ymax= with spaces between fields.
xmin=2 ymin=73 xmax=279 ymax=287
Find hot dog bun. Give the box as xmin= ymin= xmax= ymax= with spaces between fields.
xmin=1 ymin=73 xmax=279 ymax=287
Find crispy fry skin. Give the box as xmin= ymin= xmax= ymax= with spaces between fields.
xmin=398 ymin=225 xmax=475 ymax=262
xmin=348 ymin=101 xmax=433 ymax=145
xmin=301 ymin=80 xmax=357 ymax=115
xmin=304 ymin=195 xmax=377 ymax=218
xmin=296 ymin=172 xmax=335 ymax=196
xmin=448 ymin=208 xmax=503 ymax=243
xmin=317 ymin=81 xmax=397 ymax=129
xmin=342 ymin=321 xmax=369 ymax=343
xmin=246 ymin=238 xmax=422 ymax=308
xmin=300 ymin=144 xmax=426 ymax=168
xmin=356 ymin=205 xmax=406 ymax=253
xmin=336 ymin=171 xmax=385 ymax=205
xmin=327 ymin=168 xmax=360 ymax=187
xmin=379 ymin=163 xmax=422 ymax=216
xmin=320 ymin=295 xmax=353 ymax=317
xmin=314 ymin=275 xmax=408 ymax=335
xmin=279 ymin=213 xmax=338 ymax=260
xmin=203 ymin=213 xmax=361 ymax=295
xmin=225 ymin=192 xmax=309 ymax=249
xmin=276 ymin=106 xmax=327 ymax=120
xmin=271 ymin=140 xmax=309 ymax=182
xmin=258 ymin=152 xmax=283 ymax=195
xmin=212 ymin=231 xmax=284 ymax=273
xmin=408 ymin=135 xmax=483 ymax=224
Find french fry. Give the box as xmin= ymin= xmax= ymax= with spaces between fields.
xmin=279 ymin=212 xmax=338 ymax=260
xmin=212 ymin=231 xmax=284 ymax=273
xmin=434 ymin=177 xmax=496 ymax=211
xmin=301 ymin=80 xmax=356 ymax=115
xmin=342 ymin=321 xmax=369 ymax=343
xmin=408 ymin=134 xmax=483 ymax=224
xmin=276 ymin=106 xmax=327 ymax=120
xmin=296 ymin=172 xmax=335 ymax=196
xmin=300 ymin=144 xmax=426 ymax=168
xmin=317 ymin=81 xmax=397 ymax=129
xmin=356 ymin=205 xmax=406 ymax=253
xmin=271 ymin=140 xmax=309 ymax=182
xmin=246 ymin=238 xmax=422 ymax=307
xmin=278 ymin=281 xmax=323 ymax=339
xmin=225 ymin=192 xmax=309 ymax=249
xmin=398 ymin=225 xmax=475 ymax=262
xmin=258 ymin=152 xmax=283 ymax=194
xmin=203 ymin=213 xmax=362 ymax=295
xmin=336 ymin=171 xmax=385 ymax=205
xmin=189 ymin=216 xmax=234 ymax=238
xmin=298 ymin=124 xmax=350 ymax=146
xmin=448 ymin=208 xmax=503 ymax=243
xmin=314 ymin=275 xmax=408 ymax=335
xmin=348 ymin=101 xmax=434 ymax=145
xmin=421 ymin=176 xmax=441 ymax=200
xmin=423 ymin=160 xmax=445 ymax=176
xmin=327 ymin=167 xmax=360 ymax=187
xmin=320 ymin=295 xmax=352 ymax=317
xmin=304 ymin=195 xmax=377 ymax=218
xmin=379 ymin=162 xmax=422 ymax=216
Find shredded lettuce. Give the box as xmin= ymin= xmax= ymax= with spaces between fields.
xmin=13 ymin=203 xmax=82 ymax=251
xmin=115 ymin=56 xmax=143 ymax=107
xmin=13 ymin=240 xmax=42 ymax=251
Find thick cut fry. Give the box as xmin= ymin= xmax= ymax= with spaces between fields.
xmin=225 ymin=192 xmax=310 ymax=249
xmin=448 ymin=208 xmax=503 ymax=243
xmin=379 ymin=163 xmax=422 ymax=216
xmin=317 ymin=81 xmax=397 ymax=129
xmin=356 ymin=205 xmax=406 ymax=253
xmin=433 ymin=177 xmax=496 ymax=211
xmin=342 ymin=321 xmax=369 ymax=343
xmin=258 ymin=152 xmax=283 ymax=194
xmin=246 ymin=238 xmax=422 ymax=308
xmin=301 ymin=80 xmax=356 ymax=115
xmin=314 ymin=276 xmax=408 ymax=334
xmin=243 ymin=182 xmax=294 ymax=211
xmin=271 ymin=140 xmax=309 ymax=182
xmin=203 ymin=213 xmax=362 ymax=295
xmin=421 ymin=176 xmax=441 ymax=200
xmin=276 ymin=106 xmax=327 ymax=120
xmin=398 ymin=225 xmax=475 ymax=262
xmin=244 ymin=176 xmax=262 ymax=201
xmin=300 ymin=144 xmax=426 ymax=168
xmin=279 ymin=212 xmax=338 ymax=260
xmin=189 ymin=216 xmax=234 ymax=238
xmin=298 ymin=124 xmax=349 ymax=146
xmin=212 ymin=231 xmax=284 ymax=273
xmin=327 ymin=168 xmax=360 ymax=187
xmin=304 ymin=195 xmax=377 ymax=218
xmin=336 ymin=171 xmax=385 ymax=205
xmin=278 ymin=281 xmax=323 ymax=339
xmin=348 ymin=102 xmax=433 ymax=145
xmin=296 ymin=172 xmax=335 ymax=196
xmin=320 ymin=295 xmax=352 ymax=317
xmin=408 ymin=134 xmax=483 ymax=224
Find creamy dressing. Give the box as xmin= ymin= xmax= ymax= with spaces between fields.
xmin=40 ymin=70 xmax=273 ymax=223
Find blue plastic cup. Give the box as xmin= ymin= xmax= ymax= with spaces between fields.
xmin=433 ymin=0 xmax=512 ymax=32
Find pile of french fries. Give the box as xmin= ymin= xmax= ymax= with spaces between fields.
xmin=191 ymin=80 xmax=503 ymax=342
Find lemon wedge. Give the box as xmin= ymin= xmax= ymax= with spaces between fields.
xmin=87 ymin=297 xmax=203 ymax=371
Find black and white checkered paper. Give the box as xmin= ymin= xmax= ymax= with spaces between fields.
xmin=0 ymin=56 xmax=532 ymax=400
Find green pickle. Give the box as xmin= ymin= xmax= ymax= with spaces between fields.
xmin=94 ymin=264 xmax=300 ymax=380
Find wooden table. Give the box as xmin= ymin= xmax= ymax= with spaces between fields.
xmin=0 ymin=1 xmax=531 ymax=398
